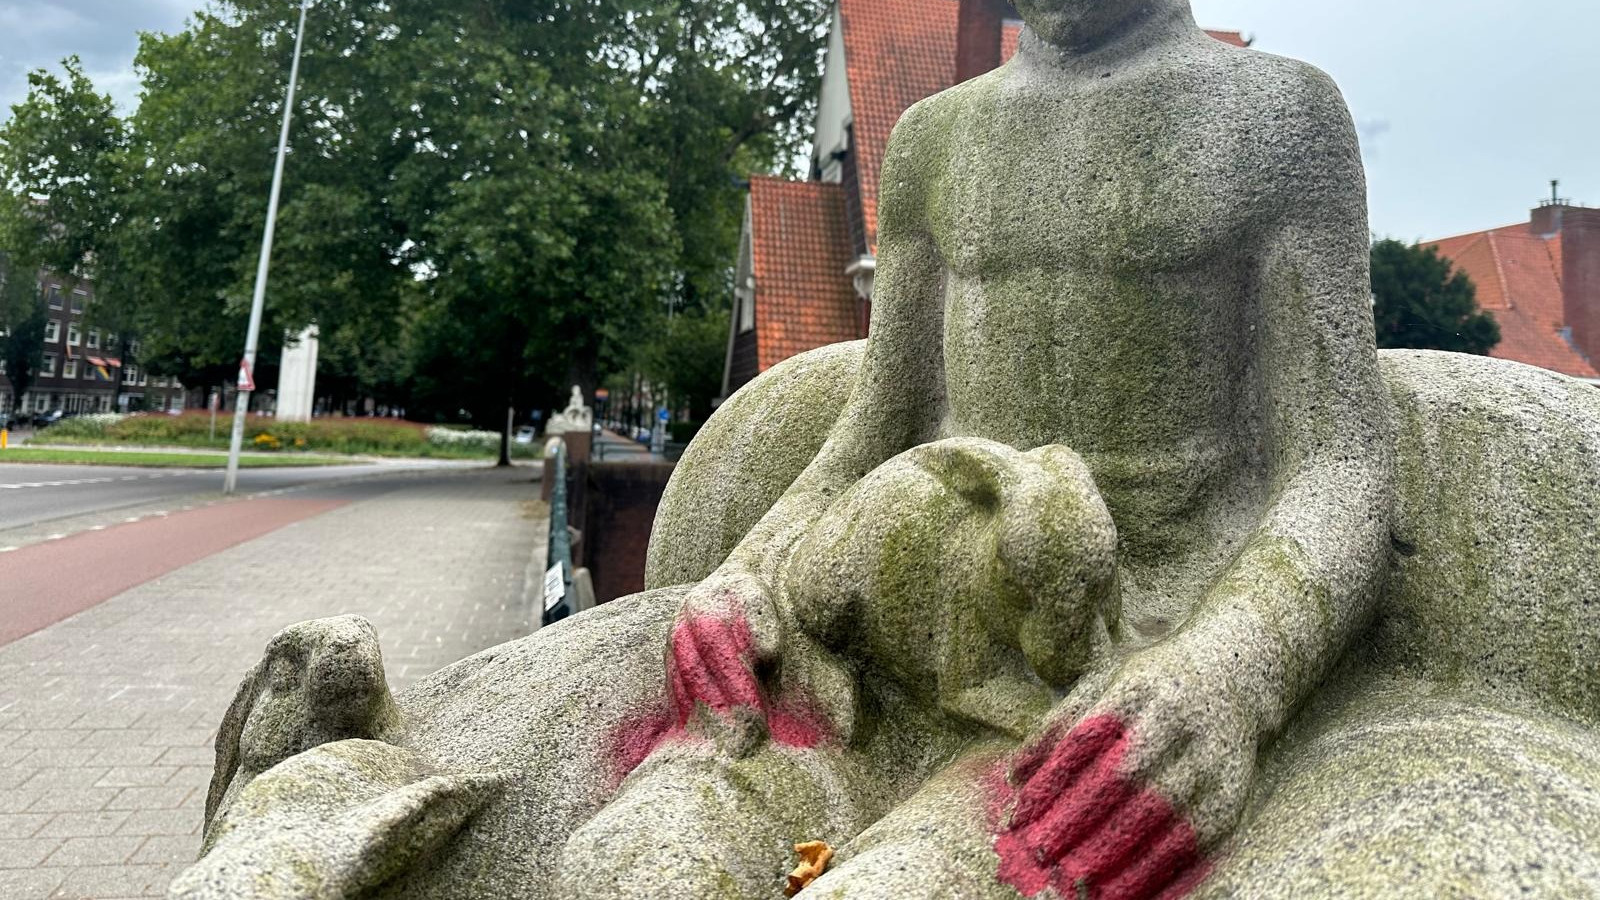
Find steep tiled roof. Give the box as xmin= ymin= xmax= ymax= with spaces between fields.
xmin=840 ymin=0 xmax=959 ymax=253
xmin=1428 ymin=225 xmax=1598 ymax=378
xmin=840 ymin=0 xmax=1252 ymax=251
xmin=748 ymin=177 xmax=862 ymax=370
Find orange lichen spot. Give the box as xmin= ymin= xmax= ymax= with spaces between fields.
xmin=785 ymin=840 xmax=835 ymax=896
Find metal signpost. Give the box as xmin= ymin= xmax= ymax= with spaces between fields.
xmin=224 ymin=0 xmax=313 ymax=495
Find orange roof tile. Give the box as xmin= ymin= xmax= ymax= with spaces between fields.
xmin=748 ymin=177 xmax=863 ymax=371
xmin=840 ymin=0 xmax=1251 ymax=252
xmin=1204 ymin=30 xmax=1250 ymax=48
xmin=1427 ymin=225 xmax=1597 ymax=379
xmin=840 ymin=0 xmax=960 ymax=254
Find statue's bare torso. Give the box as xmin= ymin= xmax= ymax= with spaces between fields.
xmin=887 ymin=35 xmax=1348 ymax=629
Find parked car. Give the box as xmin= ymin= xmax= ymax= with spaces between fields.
xmin=513 ymin=426 xmax=537 ymax=445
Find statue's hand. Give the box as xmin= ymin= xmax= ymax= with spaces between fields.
xmin=996 ymin=647 xmax=1255 ymax=899
xmin=666 ymin=569 xmax=785 ymax=753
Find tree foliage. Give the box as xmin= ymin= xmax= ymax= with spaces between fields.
xmin=1371 ymin=239 xmax=1501 ymax=355
xmin=0 ymin=253 xmax=48 ymax=411
xmin=0 ymin=0 xmax=829 ymax=424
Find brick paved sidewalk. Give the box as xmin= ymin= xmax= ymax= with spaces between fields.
xmin=0 ymin=467 xmax=546 ymax=899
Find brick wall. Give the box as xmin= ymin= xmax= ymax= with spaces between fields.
xmin=581 ymin=459 xmax=675 ymax=604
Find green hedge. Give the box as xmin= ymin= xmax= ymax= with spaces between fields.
xmin=41 ymin=412 xmax=535 ymax=459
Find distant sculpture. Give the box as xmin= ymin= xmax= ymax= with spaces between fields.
xmin=544 ymin=386 xmax=592 ymax=436
xmin=171 ymin=1 xmax=1600 ymax=898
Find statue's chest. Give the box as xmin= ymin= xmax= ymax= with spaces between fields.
xmin=930 ymin=93 xmax=1253 ymax=274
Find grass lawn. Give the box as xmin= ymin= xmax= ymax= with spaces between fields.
xmin=0 ymin=448 xmax=358 ymax=468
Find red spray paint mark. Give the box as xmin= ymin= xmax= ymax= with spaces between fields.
xmin=989 ymin=715 xmax=1211 ymax=900
xmin=607 ymin=613 xmax=833 ymax=783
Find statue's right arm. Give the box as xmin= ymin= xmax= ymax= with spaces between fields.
xmin=723 ymin=99 xmax=950 ymax=587
xmin=666 ymin=99 xmax=951 ymax=732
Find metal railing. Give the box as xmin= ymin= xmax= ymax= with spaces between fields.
xmin=541 ymin=440 xmax=576 ymax=627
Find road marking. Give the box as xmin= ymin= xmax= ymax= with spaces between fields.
xmin=0 ymin=473 xmax=182 ymax=491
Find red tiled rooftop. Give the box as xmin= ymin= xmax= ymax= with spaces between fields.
xmin=748 ymin=177 xmax=862 ymax=370
xmin=1428 ymin=225 xmax=1598 ymax=379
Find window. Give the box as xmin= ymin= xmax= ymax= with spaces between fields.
xmin=42 ymin=353 xmax=57 ymax=377
xmin=139 ymin=371 xmax=148 ymax=387
xmin=71 ymin=290 xmax=86 ymax=313
xmin=87 ymin=329 xmax=100 ymax=349
xmin=129 ymin=339 xmax=141 ymax=356
xmin=123 ymin=364 xmax=139 ymax=385
xmin=84 ymin=362 xmax=95 ymax=380
xmin=67 ymin=323 xmax=81 ymax=347
xmin=63 ymin=359 xmax=78 ymax=379
xmin=47 ymin=285 xmax=63 ymax=309
xmin=44 ymin=321 xmax=60 ymax=343
xmin=34 ymin=394 xmax=47 ymax=412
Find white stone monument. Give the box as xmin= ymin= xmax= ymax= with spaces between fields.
xmin=276 ymin=325 xmax=319 ymax=423
xmin=544 ymin=385 xmax=592 ymax=436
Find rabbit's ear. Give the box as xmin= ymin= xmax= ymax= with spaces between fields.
xmin=172 ymin=743 xmax=504 ymax=900
xmin=320 ymin=771 xmax=506 ymax=896
xmin=204 ymin=652 xmax=268 ymax=839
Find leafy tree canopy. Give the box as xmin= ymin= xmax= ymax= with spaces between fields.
xmin=0 ymin=0 xmax=829 ymax=424
xmin=1372 ymin=238 xmax=1501 ymax=356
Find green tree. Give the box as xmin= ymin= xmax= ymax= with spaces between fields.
xmin=1371 ymin=239 xmax=1500 ymax=355
xmin=638 ymin=306 xmax=731 ymax=424
xmin=0 ymin=253 xmax=47 ymax=414
xmin=0 ymin=0 xmax=828 ymax=429
xmin=0 ymin=57 xmax=128 ymax=277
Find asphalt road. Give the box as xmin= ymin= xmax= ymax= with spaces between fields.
xmin=0 ymin=460 xmax=472 ymax=533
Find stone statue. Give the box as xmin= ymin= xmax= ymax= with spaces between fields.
xmin=170 ymin=1 xmax=1600 ymax=898
xmin=545 ymin=386 xmax=593 ymax=436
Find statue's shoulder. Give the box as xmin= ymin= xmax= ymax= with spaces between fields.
xmin=1196 ymin=45 xmax=1355 ymax=138
xmin=879 ymin=71 xmax=998 ymax=227
xmin=883 ymin=74 xmax=983 ymax=166
xmin=1178 ymin=43 xmax=1361 ymax=196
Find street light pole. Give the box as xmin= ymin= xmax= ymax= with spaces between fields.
xmin=224 ymin=0 xmax=312 ymax=495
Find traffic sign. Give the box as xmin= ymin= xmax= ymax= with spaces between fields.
xmin=237 ymin=359 xmax=256 ymax=392
xmin=657 ymin=408 xmax=669 ymax=423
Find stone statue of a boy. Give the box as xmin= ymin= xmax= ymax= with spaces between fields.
xmin=173 ymin=1 xmax=1600 ymax=897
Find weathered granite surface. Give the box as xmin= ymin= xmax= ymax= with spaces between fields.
xmin=172 ymin=0 xmax=1600 ymax=896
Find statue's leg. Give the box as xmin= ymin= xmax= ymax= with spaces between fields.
xmin=1192 ymin=685 xmax=1600 ymax=897
xmin=801 ymin=743 xmax=1025 ymax=900
xmin=646 ymin=341 xmax=864 ymax=589
xmin=1378 ymin=350 xmax=1600 ymax=724
xmin=554 ymin=737 xmax=887 ymax=900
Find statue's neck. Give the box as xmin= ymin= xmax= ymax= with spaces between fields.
xmin=1017 ymin=5 xmax=1199 ymax=80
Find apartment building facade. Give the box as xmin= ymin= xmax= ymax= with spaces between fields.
xmin=0 ymin=274 xmax=190 ymax=418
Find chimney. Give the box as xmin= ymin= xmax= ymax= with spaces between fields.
xmin=1534 ymin=190 xmax=1600 ymax=366
xmin=957 ymin=0 xmax=1018 ymax=82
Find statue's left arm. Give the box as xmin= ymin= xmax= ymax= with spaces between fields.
xmin=1174 ymin=68 xmax=1395 ymax=749
xmin=1001 ymin=64 xmax=1396 ymax=891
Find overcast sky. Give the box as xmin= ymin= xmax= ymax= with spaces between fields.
xmin=1 ymin=0 xmax=1595 ymax=241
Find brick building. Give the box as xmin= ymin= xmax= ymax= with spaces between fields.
xmin=723 ymin=0 xmax=1249 ymax=393
xmin=0 ymin=273 xmax=190 ymax=419
xmin=1426 ymin=197 xmax=1600 ymax=383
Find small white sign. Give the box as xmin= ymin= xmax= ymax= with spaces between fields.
xmin=543 ymin=563 xmax=566 ymax=611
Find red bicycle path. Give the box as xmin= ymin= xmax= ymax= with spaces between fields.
xmin=0 ymin=496 xmax=349 ymax=647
